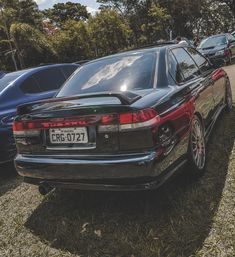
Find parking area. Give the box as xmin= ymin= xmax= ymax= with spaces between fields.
xmin=0 ymin=64 xmax=235 ymax=257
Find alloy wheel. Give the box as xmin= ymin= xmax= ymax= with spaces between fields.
xmin=190 ymin=118 xmax=206 ymax=170
xmin=226 ymin=82 xmax=233 ymax=111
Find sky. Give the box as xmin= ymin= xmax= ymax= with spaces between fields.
xmin=35 ymin=0 xmax=100 ymax=14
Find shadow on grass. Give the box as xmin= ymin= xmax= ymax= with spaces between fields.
xmin=26 ymin=108 xmax=235 ymax=257
xmin=0 ymin=162 xmax=22 ymax=197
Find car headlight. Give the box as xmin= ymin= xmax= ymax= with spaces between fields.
xmin=215 ymin=50 xmax=225 ymax=56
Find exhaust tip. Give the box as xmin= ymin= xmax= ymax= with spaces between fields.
xmin=39 ymin=182 xmax=53 ymax=196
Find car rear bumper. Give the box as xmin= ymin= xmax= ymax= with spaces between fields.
xmin=23 ymin=157 xmax=187 ymax=191
xmin=16 ymin=152 xmax=158 ymax=179
xmin=15 ymin=136 xmax=189 ymax=191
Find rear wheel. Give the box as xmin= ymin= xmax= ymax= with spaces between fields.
xmin=225 ymin=80 xmax=233 ymax=112
xmin=187 ymin=115 xmax=206 ymax=177
xmin=226 ymin=51 xmax=232 ymax=65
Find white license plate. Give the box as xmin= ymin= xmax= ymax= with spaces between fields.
xmin=49 ymin=127 xmax=88 ymax=144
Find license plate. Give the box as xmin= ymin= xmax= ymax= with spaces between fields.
xmin=49 ymin=127 xmax=88 ymax=144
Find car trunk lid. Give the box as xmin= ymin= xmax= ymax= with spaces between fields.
xmin=14 ymin=91 xmax=159 ymax=155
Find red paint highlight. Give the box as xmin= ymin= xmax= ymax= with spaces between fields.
xmin=212 ymin=68 xmax=226 ymax=81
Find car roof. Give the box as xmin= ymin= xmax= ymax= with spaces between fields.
xmin=4 ymin=63 xmax=79 ymax=79
xmin=25 ymin=63 xmax=79 ymax=73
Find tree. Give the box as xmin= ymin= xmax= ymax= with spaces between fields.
xmin=158 ymin=0 xmax=203 ymax=38
xmin=0 ymin=0 xmax=42 ymax=28
xmin=43 ymin=2 xmax=90 ymax=26
xmin=192 ymin=0 xmax=235 ymax=35
xmin=17 ymin=0 xmax=42 ymax=27
xmin=98 ymin=0 xmax=138 ymax=14
xmin=10 ymin=23 xmax=56 ymax=68
xmin=217 ymin=0 xmax=235 ymax=17
xmin=88 ymin=9 xmax=131 ymax=56
xmin=52 ymin=20 xmax=91 ymax=63
xmin=140 ymin=3 xmax=171 ymax=44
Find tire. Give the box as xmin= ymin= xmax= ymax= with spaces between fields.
xmin=187 ymin=115 xmax=206 ymax=177
xmin=225 ymin=80 xmax=233 ymax=112
xmin=226 ymin=52 xmax=232 ymax=65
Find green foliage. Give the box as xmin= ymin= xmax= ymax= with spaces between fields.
xmin=52 ymin=20 xmax=91 ymax=62
xmin=158 ymin=0 xmax=202 ymax=37
xmin=0 ymin=0 xmax=235 ymax=71
xmin=88 ymin=9 xmax=131 ymax=56
xmin=17 ymin=0 xmax=42 ymax=27
xmin=43 ymin=2 xmax=90 ymax=26
xmin=0 ymin=0 xmax=42 ymax=28
xmin=10 ymin=22 xmax=56 ymax=67
xmin=195 ymin=0 xmax=235 ymax=35
xmin=140 ymin=3 xmax=171 ymax=44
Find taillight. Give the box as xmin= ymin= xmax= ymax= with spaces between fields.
xmin=13 ymin=121 xmax=41 ymax=137
xmin=224 ymin=49 xmax=230 ymax=56
xmin=119 ymin=108 xmax=159 ymax=130
xmin=212 ymin=68 xmax=226 ymax=81
xmin=13 ymin=108 xmax=159 ymax=136
xmin=119 ymin=108 xmax=157 ymax=124
xmin=13 ymin=115 xmax=103 ymax=136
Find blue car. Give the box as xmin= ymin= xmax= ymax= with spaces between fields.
xmin=0 ymin=64 xmax=79 ymax=164
xmin=0 ymin=71 xmax=5 ymax=79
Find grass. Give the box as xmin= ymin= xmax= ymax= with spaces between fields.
xmin=0 ymin=75 xmax=235 ymax=257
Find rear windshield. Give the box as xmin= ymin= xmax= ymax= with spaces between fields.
xmin=57 ymin=52 xmax=157 ymax=97
xmin=0 ymin=71 xmax=25 ymax=92
xmin=199 ymin=36 xmax=227 ymax=49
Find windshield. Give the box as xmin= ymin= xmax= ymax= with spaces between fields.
xmin=0 ymin=71 xmax=25 ymax=92
xmin=199 ymin=36 xmax=227 ymax=49
xmin=57 ymin=52 xmax=157 ymax=97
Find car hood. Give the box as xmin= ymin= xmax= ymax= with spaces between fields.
xmin=198 ymin=44 xmax=227 ymax=55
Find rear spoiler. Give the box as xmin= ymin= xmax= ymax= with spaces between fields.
xmin=17 ymin=91 xmax=142 ymax=115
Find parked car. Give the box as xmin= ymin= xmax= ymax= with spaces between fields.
xmin=231 ymin=31 xmax=235 ymax=38
xmin=14 ymin=45 xmax=232 ymax=194
xmin=0 ymin=71 xmax=5 ymax=78
xmin=197 ymin=33 xmax=235 ymax=65
xmin=0 ymin=64 xmax=79 ymax=164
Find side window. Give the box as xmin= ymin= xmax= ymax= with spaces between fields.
xmin=168 ymin=51 xmax=184 ymax=83
xmin=61 ymin=66 xmax=78 ymax=79
xmin=21 ymin=76 xmax=41 ymax=94
xmin=172 ymin=48 xmax=200 ymax=83
xmin=186 ymin=47 xmax=211 ymax=73
xmin=34 ymin=68 xmax=66 ymax=92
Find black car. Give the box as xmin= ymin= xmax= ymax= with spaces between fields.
xmin=13 ymin=45 xmax=232 ymax=194
xmin=198 ymin=33 xmax=235 ymax=65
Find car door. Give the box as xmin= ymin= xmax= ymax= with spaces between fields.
xmin=171 ymin=47 xmax=215 ymax=129
xmin=20 ymin=75 xmax=53 ymax=101
xmin=20 ymin=66 xmax=79 ymax=104
xmin=33 ymin=67 xmax=66 ymax=95
xmin=186 ymin=47 xmax=225 ymax=117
